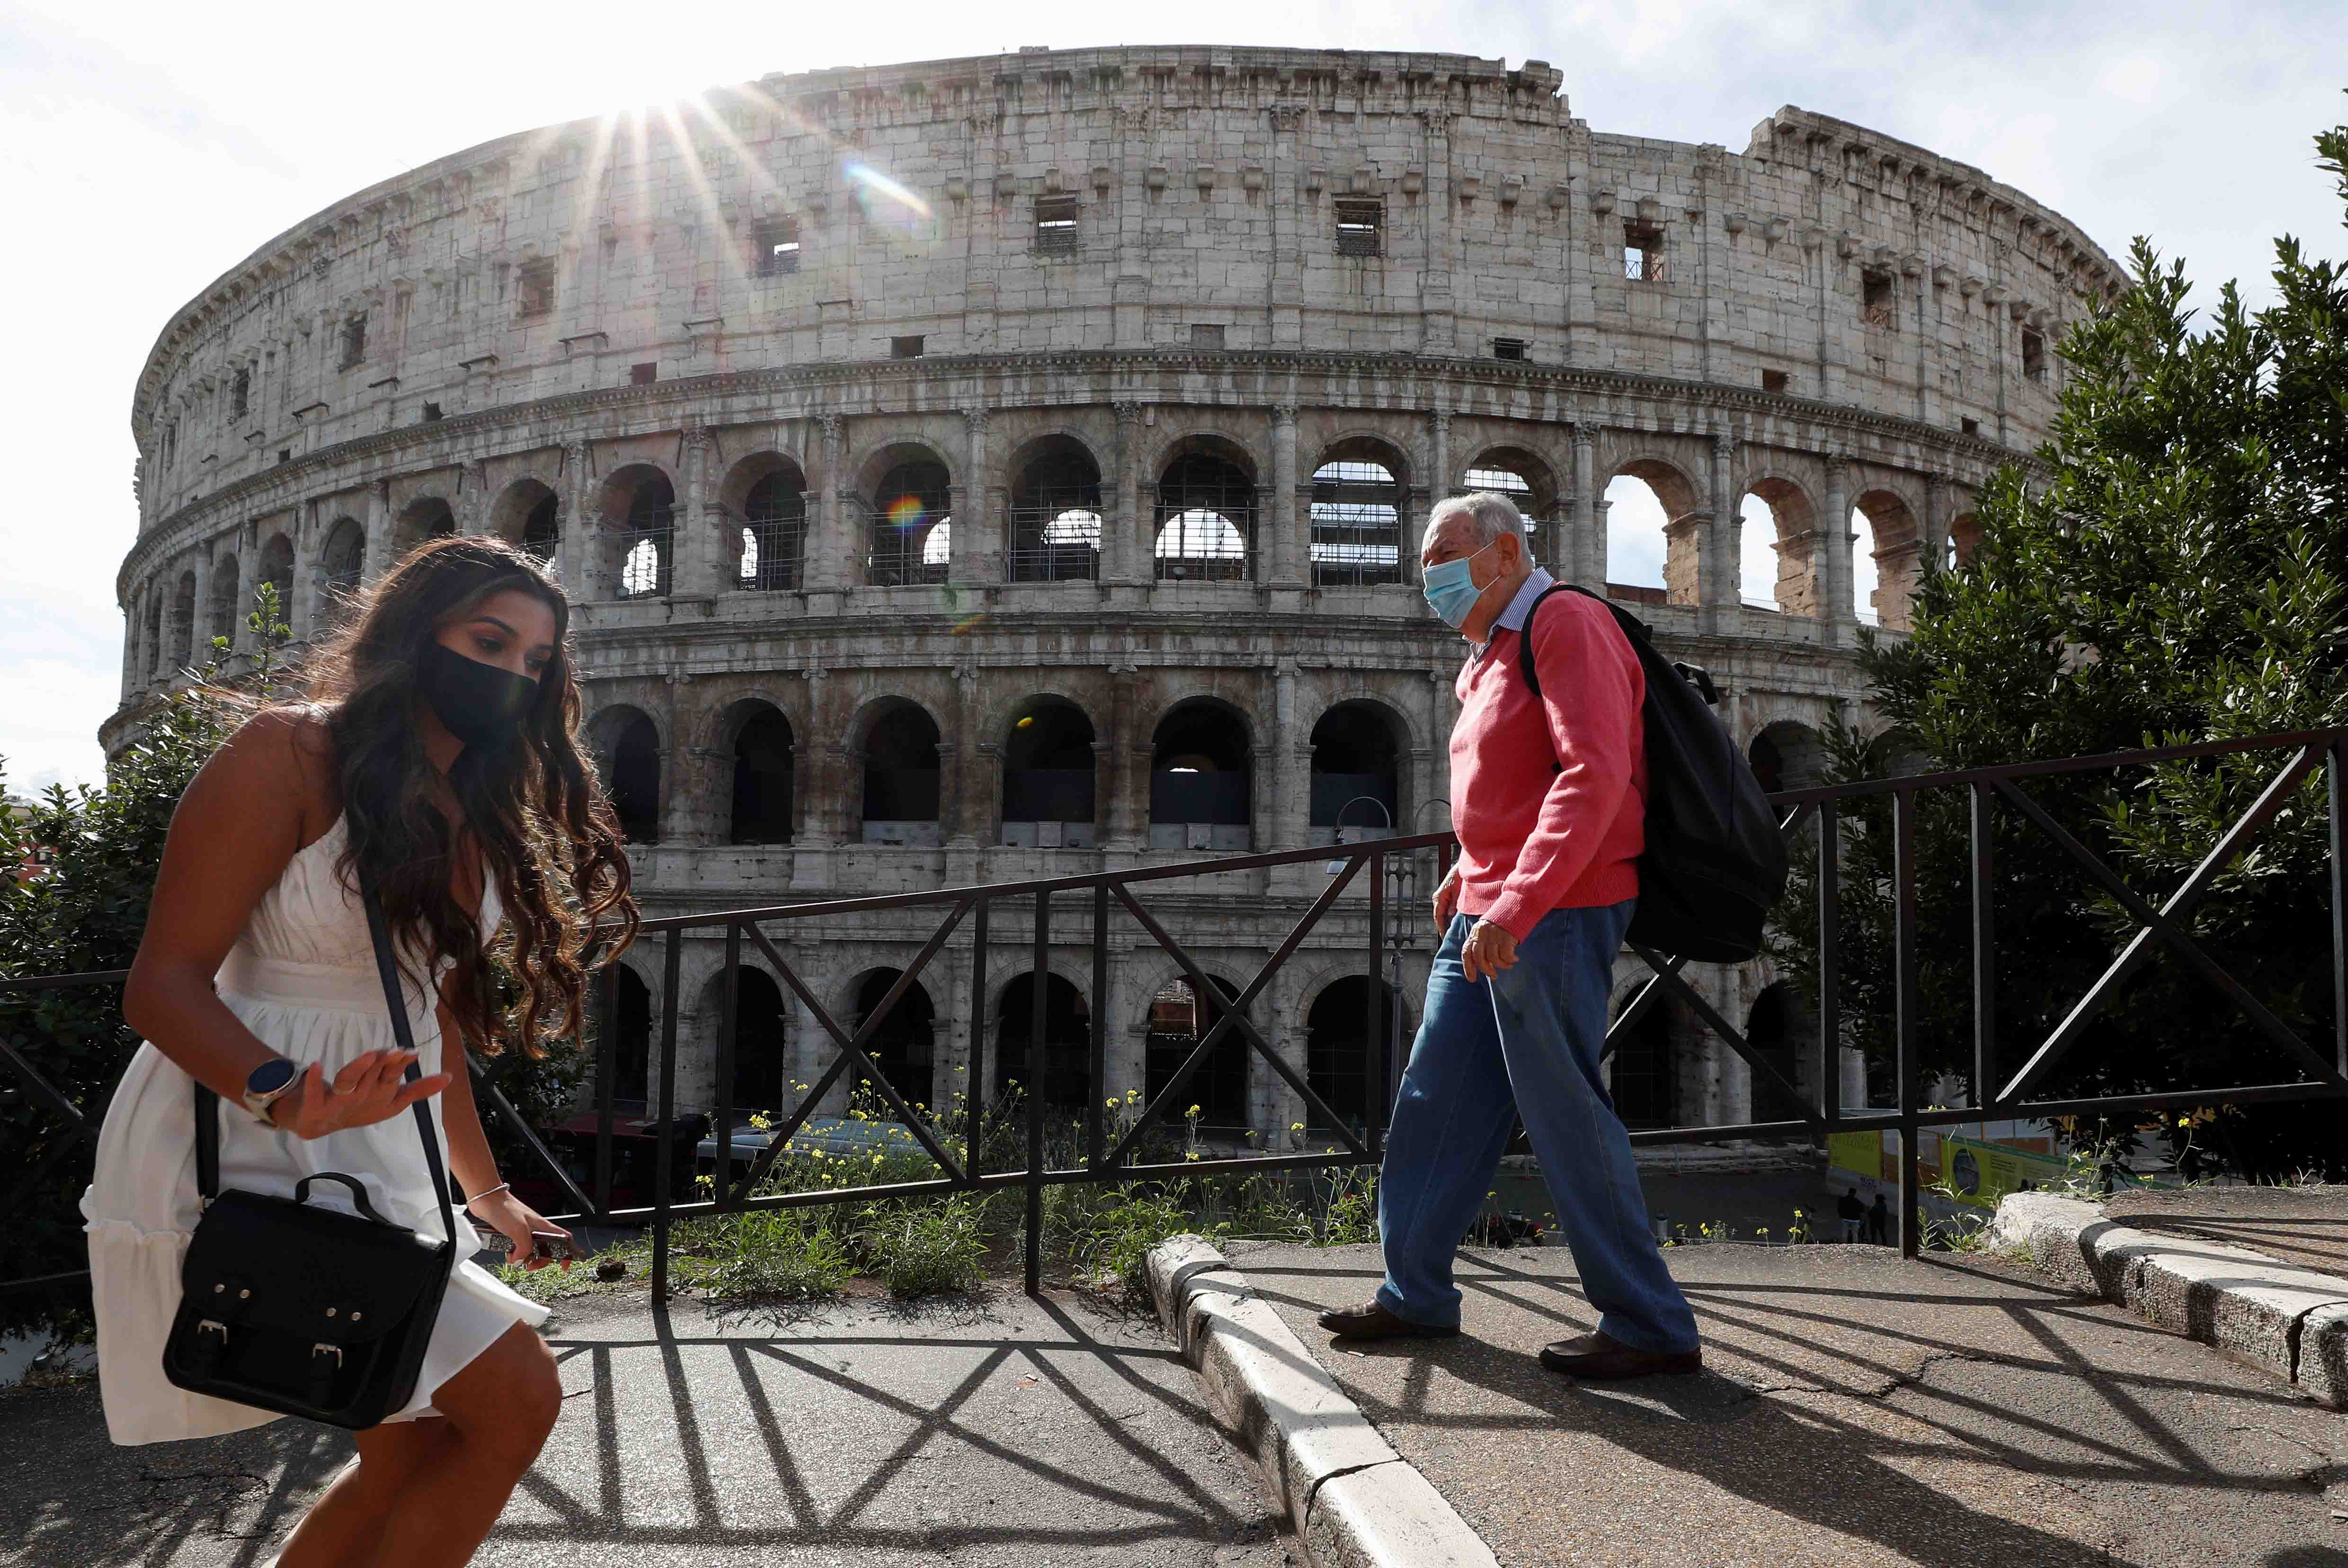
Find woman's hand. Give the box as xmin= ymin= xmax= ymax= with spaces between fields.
xmin=471 ymin=1190 xmax=574 ymax=1273
xmin=269 ymin=1050 xmax=451 ymax=1140
xmin=1433 ymin=866 xmax=1462 ymax=928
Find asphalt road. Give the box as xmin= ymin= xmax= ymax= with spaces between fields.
xmin=1231 ymin=1238 xmax=2348 ymax=1568
xmin=0 ymin=1283 xmax=1294 ymax=1568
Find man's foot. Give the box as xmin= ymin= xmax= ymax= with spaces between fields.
xmin=1316 ymin=1300 xmax=1461 ymax=1340
xmin=1538 ymin=1331 xmax=1701 ymax=1380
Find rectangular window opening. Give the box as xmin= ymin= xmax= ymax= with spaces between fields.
xmin=1034 ymin=195 xmax=1082 ymax=253
xmin=230 ymin=368 xmax=250 ymax=421
xmin=1861 ymin=268 xmax=1897 ymax=330
xmin=421 ymin=401 xmax=444 ymax=422
xmin=1961 ymin=416 xmax=1981 ymax=437
xmin=1189 ymin=323 xmax=1226 ymax=350
xmin=1761 ymin=369 xmax=1790 ymax=393
xmin=1492 ymin=338 xmax=1528 ymax=362
xmin=890 ymin=335 xmax=925 ymax=360
xmin=338 ymin=314 xmax=367 ymax=371
xmin=1624 ymin=223 xmax=1665 ymax=282
xmin=755 ymin=217 xmax=801 ymax=276
xmin=277 ymin=448 xmax=292 ymax=465
xmin=2021 ymin=329 xmax=2046 ymax=381
xmin=1334 ymin=199 xmax=1383 ymax=257
xmin=630 ymin=362 xmax=658 ymax=386
xmin=516 ymin=258 xmax=555 ymax=319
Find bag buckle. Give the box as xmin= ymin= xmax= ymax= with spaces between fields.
xmin=310 ymin=1342 xmax=344 ymax=1366
xmin=197 ymin=1319 xmax=230 ymax=1342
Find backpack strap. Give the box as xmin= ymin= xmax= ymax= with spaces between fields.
xmin=1513 ymin=584 xmax=1576 ymax=703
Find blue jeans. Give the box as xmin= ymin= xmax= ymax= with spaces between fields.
xmin=1375 ymin=902 xmax=1699 ymax=1354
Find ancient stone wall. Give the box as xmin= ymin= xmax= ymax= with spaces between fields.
xmin=109 ymin=47 xmax=2120 ymax=1150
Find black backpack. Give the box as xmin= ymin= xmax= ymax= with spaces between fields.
xmin=1516 ymin=585 xmax=1788 ymax=963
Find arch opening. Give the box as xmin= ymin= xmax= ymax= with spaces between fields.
xmin=725 ymin=968 xmax=789 ymax=1115
xmin=603 ymin=468 xmax=676 ymax=600
xmin=1748 ymin=721 xmax=1827 ymax=796
xmin=169 ymin=570 xmax=196 ymax=670
xmin=206 ymin=554 xmax=241 ymax=647
xmin=1145 ymin=975 xmax=1247 ymax=1137
xmin=1605 ymin=460 xmax=1701 ymax=607
xmin=1155 ymin=444 xmax=1254 ymax=582
xmin=851 ymin=969 xmax=937 ymax=1117
xmin=860 ymin=702 xmax=942 ymax=846
xmin=1947 ymin=512 xmax=1982 ymax=571
xmin=319 ymin=517 xmax=365 ymax=631
xmin=1001 ymin=697 xmax=1097 ymax=849
xmin=1741 ymin=479 xmax=1817 ymax=616
xmin=1745 ymin=980 xmax=1805 ymax=1123
xmin=489 ymin=480 xmax=560 ymax=565
xmin=1009 ymin=438 xmax=1103 ymax=583
xmin=1150 ymin=701 xmax=1252 ymax=851
xmin=1305 ymin=977 xmax=1406 ymax=1135
xmin=1608 ymin=995 xmax=1677 ymax=1131
xmin=866 ymin=455 xmax=951 ymax=587
xmin=603 ymin=967 xmax=652 ymax=1109
xmin=391 ymin=497 xmax=456 ymax=563
xmin=1310 ymin=440 xmax=1405 ymax=588
xmin=1308 ymin=701 xmax=1403 ymax=845
xmin=728 ymin=704 xmax=796 ymax=845
xmin=994 ymin=971 xmax=1090 ymax=1112
xmin=740 ymin=465 xmax=809 ymax=591
xmin=592 ymin=708 xmax=661 ymax=844
xmin=1852 ymin=490 xmax=1920 ymax=629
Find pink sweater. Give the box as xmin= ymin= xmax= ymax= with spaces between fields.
xmin=1450 ymin=587 xmax=1646 ymax=940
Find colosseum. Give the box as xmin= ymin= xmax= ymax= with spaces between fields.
xmin=110 ymin=45 xmax=2120 ymax=1155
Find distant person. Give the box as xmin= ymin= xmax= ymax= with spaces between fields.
xmin=84 ymin=537 xmax=640 ymax=1568
xmin=1315 ymin=492 xmax=1701 ymax=1381
xmin=1867 ymin=1192 xmax=1891 ymax=1246
xmin=1838 ymin=1186 xmax=1865 ymax=1242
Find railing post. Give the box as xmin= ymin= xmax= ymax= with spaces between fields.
xmin=1971 ymin=782 xmax=1997 ymax=1113
xmin=2331 ymin=742 xmax=2346 ymax=1079
xmin=1090 ymin=881 xmax=1109 ymax=1171
xmin=1816 ymin=802 xmax=1840 ymax=1129
xmin=594 ymin=959 xmax=616 ymax=1216
xmin=1026 ymin=890 xmax=1050 ymax=1295
xmin=1894 ymin=789 xmax=1921 ymax=1259
xmin=716 ymin=920 xmax=740 ymax=1207
xmin=652 ymin=928 xmax=681 ymax=1304
xmin=1368 ymin=848 xmax=1388 ymax=1158
xmin=968 ymin=894 xmax=988 ymax=1184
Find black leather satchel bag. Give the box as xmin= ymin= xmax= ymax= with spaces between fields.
xmin=160 ymin=872 xmax=462 ymax=1429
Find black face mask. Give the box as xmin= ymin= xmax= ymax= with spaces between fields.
xmin=418 ymin=641 xmax=538 ymax=750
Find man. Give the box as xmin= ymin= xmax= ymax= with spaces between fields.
xmin=1867 ymin=1192 xmax=1892 ymax=1246
xmin=1837 ymin=1186 xmax=1866 ymax=1243
xmin=1316 ymin=492 xmax=1701 ymax=1380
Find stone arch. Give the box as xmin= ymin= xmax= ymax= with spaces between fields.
xmin=317 ymin=516 xmax=366 ymax=631
xmin=256 ymin=529 xmax=296 ymax=632
xmin=1153 ymin=432 xmax=1259 ymax=583
xmin=1309 ymin=698 xmax=1410 ymax=843
xmin=852 ymin=696 xmax=943 ymax=846
xmin=1460 ymin=444 xmax=1561 ymax=565
xmin=698 ymin=962 xmax=792 ymax=1114
xmin=842 ymin=965 xmax=939 ymax=1115
xmin=586 ymin=703 xmax=663 ymax=844
xmin=1302 ymin=973 xmax=1408 ymax=1134
xmin=1309 ymin=434 xmax=1409 ymax=588
xmin=143 ymin=589 xmax=165 ymax=677
xmin=390 ymin=494 xmax=457 ymax=562
xmin=205 ymin=551 xmax=241 ymax=647
xmin=1605 ymin=455 xmax=1704 ymax=606
xmin=169 ymin=568 xmax=197 ymax=670
xmin=596 ymin=463 xmax=677 ymax=600
xmin=1606 ymin=985 xmax=1678 ymax=1130
xmin=1149 ymin=696 xmax=1254 ymax=851
xmin=1141 ymin=970 xmax=1248 ymax=1133
xmin=854 ymin=439 xmax=956 ymax=587
xmin=715 ymin=448 xmax=810 ymax=592
xmin=1740 ymin=473 xmax=1820 ymax=616
xmin=592 ymin=957 xmax=657 ymax=1108
xmin=711 ymin=696 xmax=796 ymax=845
xmin=1001 ymin=693 xmax=1098 ymax=847
xmin=992 ymin=969 xmax=1092 ymax=1109
xmin=1748 ymin=719 xmax=1827 ymax=795
xmin=1851 ymin=485 xmax=1922 ymax=630
xmin=489 ymin=478 xmax=562 ymax=565
xmin=1744 ymin=979 xmax=1807 ymax=1123
xmin=1006 ymin=432 xmax=1106 ymax=582
xmin=1947 ymin=511 xmax=1983 ymax=570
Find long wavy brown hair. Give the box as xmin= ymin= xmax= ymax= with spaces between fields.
xmin=298 ymin=535 xmax=637 ymax=1058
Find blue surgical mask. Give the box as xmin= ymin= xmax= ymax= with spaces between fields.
xmin=1421 ymin=540 xmax=1496 ymax=627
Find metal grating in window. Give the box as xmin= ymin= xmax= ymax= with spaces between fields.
xmin=1033 ymin=195 xmax=1081 ymax=253
xmin=1309 ymin=456 xmax=1402 ymax=587
xmin=1334 ymin=198 xmax=1383 ymax=257
xmin=738 ymin=470 xmax=808 ymax=591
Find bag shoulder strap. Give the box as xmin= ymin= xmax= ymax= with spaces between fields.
xmin=193 ymin=867 xmax=458 ymax=1249
xmin=1512 ymin=582 xmax=1577 ymax=704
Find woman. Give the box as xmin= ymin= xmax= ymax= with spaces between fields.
xmin=82 ymin=536 xmax=637 ymax=1567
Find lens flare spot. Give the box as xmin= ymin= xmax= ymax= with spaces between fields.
xmin=845 ymin=160 xmax=935 ymax=236
xmin=887 ymin=495 xmax=927 ymax=531
xmin=951 ymin=613 xmax=988 ymax=635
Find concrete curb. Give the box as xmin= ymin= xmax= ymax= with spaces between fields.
xmin=1988 ymin=1192 xmax=2348 ymax=1407
xmin=1144 ymin=1235 xmax=1502 ymax=1568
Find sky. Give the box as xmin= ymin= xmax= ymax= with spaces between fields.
xmin=2 ymin=0 xmax=2341 ymax=794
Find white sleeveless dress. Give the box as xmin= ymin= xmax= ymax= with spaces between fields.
xmin=78 ymin=811 xmax=551 ymax=1446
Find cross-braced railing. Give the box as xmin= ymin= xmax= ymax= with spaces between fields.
xmin=7 ymin=727 xmax=2347 ymax=1310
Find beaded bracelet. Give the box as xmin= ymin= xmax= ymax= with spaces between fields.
xmin=464 ymin=1181 xmax=512 ymax=1208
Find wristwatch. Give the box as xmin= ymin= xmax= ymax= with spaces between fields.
xmin=240 ymin=1057 xmax=302 ymax=1127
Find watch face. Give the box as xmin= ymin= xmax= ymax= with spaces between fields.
xmin=246 ymin=1058 xmax=299 ymax=1097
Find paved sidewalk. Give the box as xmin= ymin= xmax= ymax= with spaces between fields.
xmin=2102 ymin=1184 xmax=2348 ymax=1278
xmin=0 ymin=1284 xmax=1292 ymax=1568
xmin=1231 ymin=1239 xmax=2348 ymax=1568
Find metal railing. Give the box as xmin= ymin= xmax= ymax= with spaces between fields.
xmin=7 ymin=727 xmax=2346 ymax=1309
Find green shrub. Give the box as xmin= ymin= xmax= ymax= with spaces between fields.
xmin=688 ymin=1207 xmax=852 ymax=1301
xmin=859 ymin=1196 xmax=988 ymax=1298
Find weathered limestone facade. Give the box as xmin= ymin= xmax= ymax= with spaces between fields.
xmin=111 ymin=47 xmax=2118 ymax=1145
